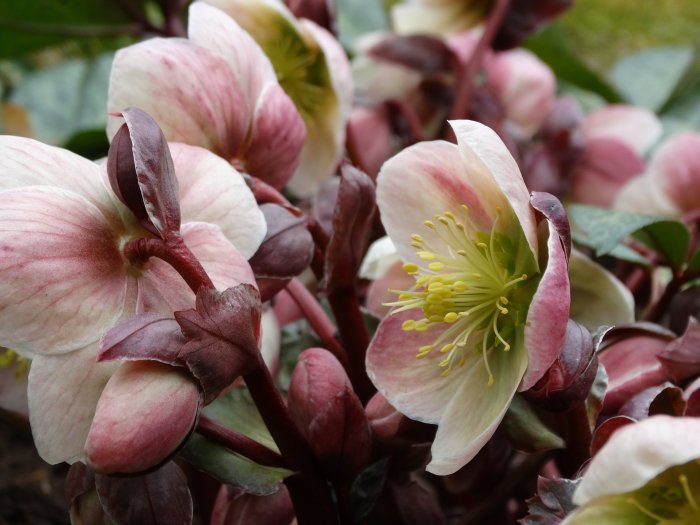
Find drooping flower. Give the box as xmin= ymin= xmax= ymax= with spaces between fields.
xmin=108 ymin=2 xmax=306 ymax=191
xmin=366 ymin=120 xmax=570 ymax=475
xmin=201 ymin=0 xmax=353 ymax=196
xmin=563 ymin=415 xmax=700 ymax=524
xmin=0 ymin=135 xmax=266 ymax=466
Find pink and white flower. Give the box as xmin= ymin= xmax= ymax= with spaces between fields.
xmin=563 ymin=415 xmax=700 ymax=524
xmin=0 ymin=136 xmax=265 ymax=467
xmin=365 ymin=120 xmax=570 ymax=475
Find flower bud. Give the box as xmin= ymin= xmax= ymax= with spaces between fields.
xmin=211 ymin=485 xmax=294 ymax=525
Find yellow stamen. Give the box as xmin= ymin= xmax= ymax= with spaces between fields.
xmin=680 ymin=474 xmax=699 ymax=510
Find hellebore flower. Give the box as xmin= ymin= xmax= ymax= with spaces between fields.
xmin=201 ymin=0 xmax=353 ymax=195
xmin=366 ymin=120 xmax=570 ymax=475
xmin=616 ymin=132 xmax=700 ymax=217
xmin=0 ymin=135 xmax=265 ymax=466
xmin=391 ymin=0 xmax=491 ymax=37
xmin=563 ymin=415 xmax=700 ymax=524
xmin=108 ymin=2 xmax=306 ymax=191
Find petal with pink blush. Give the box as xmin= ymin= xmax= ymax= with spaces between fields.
xmin=0 ymin=187 xmax=128 ymax=355
xmin=243 ymin=83 xmax=307 ymax=190
xmin=187 ymin=2 xmax=276 ymax=104
xmin=0 ymin=136 xmax=118 ymax=222
xmin=86 ymin=361 xmax=201 ymax=473
xmin=614 ymin=174 xmax=680 ymax=216
xmin=365 ymin=262 xmax=414 ymax=319
xmin=169 ymin=143 xmax=266 ymax=259
xmin=646 ymin=132 xmax=700 ymax=213
xmin=108 ymin=39 xmax=249 ymax=161
xmin=582 ymin=105 xmax=662 ymax=154
xmin=28 ymin=344 xmax=118 ymax=464
xmin=450 ymin=119 xmax=539 ymax=260
xmin=427 ymin=345 xmax=527 ymax=475
xmin=376 ymin=140 xmax=492 ymax=264
xmin=573 ymin=415 xmax=700 ymax=505
xmin=520 ymin=219 xmax=570 ymax=391
xmin=366 ymin=310 xmax=465 ymax=424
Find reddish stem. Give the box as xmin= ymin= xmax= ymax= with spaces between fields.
xmin=196 ymin=415 xmax=285 ymax=468
xmin=448 ymin=0 xmax=511 ymax=124
xmin=285 ymin=279 xmax=349 ymax=368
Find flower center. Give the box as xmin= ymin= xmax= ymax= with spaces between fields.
xmin=386 ymin=206 xmax=529 ymax=384
xmin=0 ymin=348 xmax=28 ymax=380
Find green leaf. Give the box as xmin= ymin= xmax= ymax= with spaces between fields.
xmin=568 ymin=204 xmax=690 ymax=268
xmin=501 ymin=395 xmax=565 ymax=453
xmin=336 ymin=0 xmax=389 ymax=50
xmin=688 ymin=248 xmax=700 ymax=272
xmin=278 ymin=319 xmax=322 ymax=391
xmin=0 ymin=0 xmax=145 ymax=57
xmin=524 ymin=24 xmax=623 ymax=103
xmin=9 ymin=52 xmax=113 ymax=146
xmin=610 ymin=46 xmax=694 ymax=111
xmin=181 ymin=388 xmax=293 ymax=494
xmin=585 ymin=364 xmax=608 ymax=431
xmin=351 ymin=458 xmax=389 ymax=524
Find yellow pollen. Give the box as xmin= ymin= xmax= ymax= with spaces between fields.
xmin=453 ymin=281 xmax=467 ymax=291
xmin=439 ymin=358 xmax=450 ymax=367
xmin=428 ymin=282 xmax=445 ymax=292
xmin=428 ymin=262 xmax=445 ymax=272
xmin=499 ymin=296 xmax=509 ymax=305
xmin=410 ymin=241 xmax=422 ymax=249
xmin=423 ymin=220 xmax=436 ymax=229
xmin=417 ymin=251 xmax=436 ymax=261
xmin=411 ymin=234 xmax=424 ymax=243
xmin=497 ymin=304 xmax=509 ymax=315
xmin=402 ymin=320 xmax=416 ymax=331
xmin=403 ymin=263 xmax=419 ymax=274
xmin=443 ymin=312 xmax=459 ymax=323
xmin=437 ymin=216 xmax=450 ymax=226
xmin=477 ymin=242 xmax=488 ymax=249
xmin=440 ymin=343 xmax=454 ymax=353
xmin=414 ymin=320 xmax=429 ymax=332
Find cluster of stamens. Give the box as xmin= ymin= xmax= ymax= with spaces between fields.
xmin=386 ymin=205 xmax=527 ymax=384
xmin=626 ymin=472 xmax=700 ymax=523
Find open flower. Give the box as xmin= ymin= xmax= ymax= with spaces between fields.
xmin=0 ymin=135 xmax=265 ymax=466
xmin=366 ymin=120 xmax=569 ymax=475
xmin=563 ymin=415 xmax=700 ymax=524
xmin=201 ymin=0 xmax=353 ymax=195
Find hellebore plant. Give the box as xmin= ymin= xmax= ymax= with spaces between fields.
xmin=563 ymin=416 xmax=700 ymax=524
xmin=0 ymin=108 xmax=265 ymax=469
xmin=366 ymin=119 xmax=570 ymax=475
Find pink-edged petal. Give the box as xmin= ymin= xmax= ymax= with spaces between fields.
xmin=135 ymin=222 xmax=255 ymax=314
xmin=0 ymin=136 xmax=119 ymax=222
xmin=582 ymin=105 xmax=662 ymax=155
xmin=520 ymin=219 xmax=570 ymax=391
xmin=366 ymin=310 xmax=464 ymax=424
xmin=569 ymin=249 xmax=634 ymax=331
xmin=646 ymin=132 xmax=700 ymax=213
xmin=427 ymin=345 xmax=528 ymax=475
xmin=366 ymin=262 xmax=414 ymax=319
xmin=376 ymin=140 xmax=492 ymax=264
xmin=614 ymin=174 xmax=680 ymax=216
xmin=450 ymin=120 xmax=539 ymax=260
xmin=28 ymin=344 xmax=119 ymax=464
xmin=0 ymin=187 xmax=128 ymax=355
xmin=573 ymin=415 xmax=700 ymax=505
xmin=187 ymin=2 xmax=276 ymax=103
xmin=86 ymin=361 xmax=200 ymax=473
xmin=169 ymin=143 xmax=266 ymax=259
xmin=108 ymin=38 xmax=249 ymax=161
xmin=569 ymin=138 xmax=645 ymax=207
xmin=243 ymin=83 xmax=307 ymax=190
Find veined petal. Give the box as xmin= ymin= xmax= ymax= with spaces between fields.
xmin=376 ymin=139 xmax=492 ymax=265
xmin=569 ymin=249 xmax=634 ymax=331
xmin=366 ymin=310 xmax=464 ymax=424
xmin=170 ymin=143 xmax=266 ymax=259
xmin=582 ymin=105 xmax=662 ymax=155
xmin=450 ymin=120 xmax=539 ymax=261
xmin=28 ymin=344 xmax=119 ymax=464
xmin=0 ymin=136 xmax=118 ymax=222
xmin=520 ymin=218 xmax=570 ymax=391
xmin=188 ymin=2 xmax=277 ymax=104
xmin=243 ymin=83 xmax=307 ymax=190
xmin=427 ymin=344 xmax=528 ymax=475
xmin=0 ymin=187 xmax=128 ymax=355
xmin=573 ymin=415 xmax=700 ymax=505
xmin=108 ymin=38 xmax=249 ymax=161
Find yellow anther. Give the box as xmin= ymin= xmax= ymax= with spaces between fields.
xmin=414 ymin=320 xmax=429 ymax=332
xmin=402 ymin=320 xmax=416 ymax=331
xmin=444 ymin=211 xmax=455 ymax=221
xmin=403 ymin=263 xmax=419 ymax=274
xmin=461 ymin=204 xmax=469 ymax=214
xmin=398 ymin=293 xmax=412 ymax=302
xmin=424 ymin=220 xmax=436 ymax=229
xmin=472 ymin=273 xmax=481 ymax=279
xmin=411 ymin=234 xmax=424 ymax=243
xmin=443 ymin=312 xmax=459 ymax=323
xmin=455 ymin=222 xmax=465 ymax=231
xmin=503 ymin=344 xmax=511 ymax=352
xmin=429 ymin=315 xmax=443 ymax=323
xmin=458 ymin=356 xmax=466 ymax=367
xmin=428 ymin=262 xmax=445 ymax=272
xmin=428 ymin=282 xmax=445 ymax=292
xmin=417 ymin=251 xmax=436 ymax=261
xmin=453 ymin=281 xmax=467 ymax=291
xmin=440 ymin=343 xmax=454 ymax=353
xmin=441 ymin=369 xmax=451 ymax=377
xmin=477 ymin=242 xmax=488 ymax=249
xmin=499 ymin=296 xmax=509 ymax=305
xmin=410 ymin=241 xmax=423 ymax=249
xmin=457 ymin=250 xmax=467 ymax=256
xmin=497 ymin=305 xmax=509 ymax=315
xmin=487 ymin=375 xmax=494 ymax=386
xmin=439 ymin=358 xmax=450 ymax=367
xmin=437 ymin=216 xmax=450 ymax=226
xmin=416 ymin=276 xmax=430 ymax=288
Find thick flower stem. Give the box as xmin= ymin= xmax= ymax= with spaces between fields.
xmin=124 ymin=236 xmax=214 ymax=294
xmin=448 ymin=0 xmax=511 ymax=124
xmin=196 ymin=415 xmax=285 ymax=468
xmin=244 ymin=359 xmax=338 ymax=524
xmin=328 ymin=288 xmax=376 ymax=404
xmin=285 ymin=279 xmax=350 ymax=368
